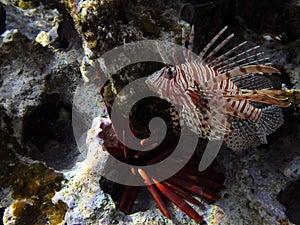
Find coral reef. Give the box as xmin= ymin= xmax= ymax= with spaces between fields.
xmin=0 ymin=0 xmax=299 ymax=224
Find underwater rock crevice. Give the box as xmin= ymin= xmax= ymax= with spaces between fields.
xmin=277 ymin=181 xmax=300 ymax=225
xmin=22 ymin=95 xmax=79 ymax=170
xmin=0 ymin=3 xmax=6 ymax=34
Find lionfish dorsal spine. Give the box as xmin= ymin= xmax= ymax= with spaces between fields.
xmin=208 ymin=41 xmax=247 ymax=67
xmin=204 ymin=33 xmax=234 ymax=63
xmin=187 ymin=25 xmax=195 ymax=61
xmin=216 ymin=46 xmax=267 ymax=73
xmin=198 ymin=26 xmax=228 ymax=59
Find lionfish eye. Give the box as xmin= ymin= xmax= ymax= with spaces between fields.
xmin=167 ymin=67 xmax=175 ymax=79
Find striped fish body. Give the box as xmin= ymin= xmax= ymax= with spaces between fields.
xmin=145 ymin=26 xmax=290 ymax=150
xmin=146 ymin=61 xmax=266 ymax=123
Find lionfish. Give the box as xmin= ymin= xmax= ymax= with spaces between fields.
xmin=146 ymin=25 xmax=290 ymax=150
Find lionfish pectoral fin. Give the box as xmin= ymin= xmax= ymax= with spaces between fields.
xmin=225 ymin=119 xmax=259 ymax=150
xmin=253 ymin=105 xmax=284 ymax=144
xmin=257 ymin=106 xmax=284 ymax=136
xmin=204 ymin=65 xmax=281 ymax=88
xmin=223 ymin=89 xmax=290 ymax=107
xmin=225 ymin=106 xmax=284 ymax=150
xmin=184 ymin=89 xmax=234 ymax=138
xmin=185 ymin=88 xmax=200 ymax=106
xmin=169 ymin=104 xmax=181 ymax=129
xmin=225 ymin=105 xmax=247 ymax=119
xmin=181 ymin=106 xmax=208 ymax=137
xmin=185 ymin=87 xmax=210 ymax=108
xmin=200 ymin=65 xmax=280 ymax=90
xmin=230 ymin=74 xmax=274 ymax=90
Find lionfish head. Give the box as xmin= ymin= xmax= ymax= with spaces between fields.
xmin=145 ymin=64 xmax=177 ymax=94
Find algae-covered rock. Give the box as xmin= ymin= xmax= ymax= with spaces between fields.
xmin=62 ymin=0 xmax=179 ymax=57
xmin=3 ymin=163 xmax=68 ymax=225
xmin=1 ymin=1 xmax=61 ymax=41
xmin=0 ymin=105 xmax=68 ymax=225
xmin=0 ymin=1 xmax=82 ymax=224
